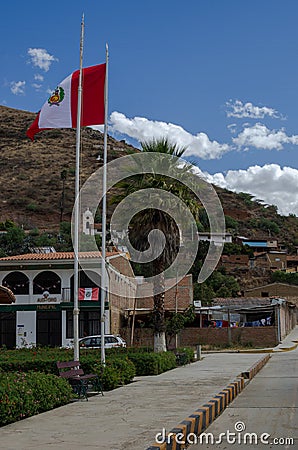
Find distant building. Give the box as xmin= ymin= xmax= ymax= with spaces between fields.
xmin=244 ymin=283 xmax=298 ymax=301
xmin=82 ymin=209 xmax=101 ymax=236
xmin=219 ymin=254 xmax=249 ymax=271
xmin=236 ymin=237 xmax=278 ymax=252
xmin=198 ymin=232 xmax=232 ymax=245
xmin=251 ymin=251 xmax=287 ymax=271
xmin=286 ymin=255 xmax=298 ymax=273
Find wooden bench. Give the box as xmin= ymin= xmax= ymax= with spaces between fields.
xmin=57 ymin=360 xmax=103 ymax=400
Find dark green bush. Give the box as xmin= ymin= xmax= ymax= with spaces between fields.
xmin=175 ymin=347 xmax=195 ymax=366
xmin=108 ymin=357 xmax=136 ymax=385
xmin=0 ymin=372 xmax=72 ymax=427
xmin=128 ymin=351 xmax=176 ymax=376
xmin=91 ymin=356 xmax=136 ymax=390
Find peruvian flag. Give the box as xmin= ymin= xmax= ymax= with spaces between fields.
xmin=27 ymin=64 xmax=106 ymax=140
xmin=79 ymin=287 xmax=99 ymax=301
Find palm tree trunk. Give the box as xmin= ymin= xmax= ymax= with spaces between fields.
xmin=153 ymin=271 xmax=167 ymax=352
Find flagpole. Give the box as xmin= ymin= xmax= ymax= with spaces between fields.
xmin=100 ymin=43 xmax=109 ymax=366
xmin=73 ymin=14 xmax=84 ymax=362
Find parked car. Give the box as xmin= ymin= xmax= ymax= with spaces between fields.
xmin=79 ymin=334 xmax=127 ymax=349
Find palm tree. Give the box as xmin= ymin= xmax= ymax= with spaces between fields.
xmin=112 ymin=138 xmax=199 ymax=352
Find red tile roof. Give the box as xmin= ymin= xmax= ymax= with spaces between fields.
xmin=0 ymin=251 xmax=120 ymax=261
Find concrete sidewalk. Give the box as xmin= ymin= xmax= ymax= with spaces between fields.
xmin=273 ymin=325 xmax=298 ymax=351
xmin=0 ymin=351 xmax=268 ymax=450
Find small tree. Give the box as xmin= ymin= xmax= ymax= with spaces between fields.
xmin=165 ymin=305 xmax=195 ymax=348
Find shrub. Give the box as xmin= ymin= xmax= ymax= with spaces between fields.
xmin=91 ymin=357 xmax=136 ymax=391
xmin=0 ymin=372 xmax=72 ymax=427
xmin=127 ymin=351 xmax=176 ymax=376
xmin=108 ymin=357 xmax=136 ymax=385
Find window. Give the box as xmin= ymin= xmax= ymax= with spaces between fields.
xmin=66 ymin=310 xmax=100 ymax=338
xmin=106 ymin=336 xmax=118 ymax=344
xmin=33 ymin=271 xmax=61 ymax=295
xmin=2 ymin=272 xmax=29 ymax=295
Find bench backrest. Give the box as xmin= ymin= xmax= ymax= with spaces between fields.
xmin=57 ymin=360 xmax=84 ymax=378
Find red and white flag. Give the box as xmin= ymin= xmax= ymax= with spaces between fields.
xmin=27 ymin=63 xmax=106 ymax=140
xmin=78 ymin=287 xmax=99 ymax=301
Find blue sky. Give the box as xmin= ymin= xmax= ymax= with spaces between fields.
xmin=1 ymin=0 xmax=298 ymax=215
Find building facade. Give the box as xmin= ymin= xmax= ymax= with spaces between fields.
xmin=0 ymin=251 xmax=136 ymax=349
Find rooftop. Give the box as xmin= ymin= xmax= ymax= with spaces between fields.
xmin=0 ymin=251 xmax=120 ymax=262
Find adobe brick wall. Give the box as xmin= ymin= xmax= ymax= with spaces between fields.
xmin=120 ymin=326 xmax=279 ymax=348
xmin=137 ymin=274 xmax=193 ymax=310
xmin=179 ymin=327 xmax=278 ymax=348
xmin=109 ymin=254 xmax=135 ymax=278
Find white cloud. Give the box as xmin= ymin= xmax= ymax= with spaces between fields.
xmin=204 ymin=164 xmax=298 ymax=216
xmin=32 ymin=83 xmax=42 ymax=90
xmin=233 ymin=123 xmax=298 ymax=150
xmin=227 ymin=123 xmax=237 ymax=134
xmin=109 ymin=111 xmax=231 ymax=160
xmin=27 ymin=48 xmax=58 ymax=72
xmin=34 ymin=74 xmax=44 ymax=82
xmin=10 ymin=81 xmax=26 ymax=95
xmin=226 ymin=99 xmax=281 ymax=119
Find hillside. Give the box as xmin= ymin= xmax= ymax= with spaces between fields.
xmin=0 ymin=105 xmax=136 ymax=229
xmin=0 ymin=105 xmax=298 ymax=249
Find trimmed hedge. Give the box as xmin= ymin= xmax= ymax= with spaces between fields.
xmin=175 ymin=347 xmax=195 ymax=366
xmin=91 ymin=357 xmax=136 ymax=391
xmin=0 ymin=371 xmax=73 ymax=427
xmin=127 ymin=351 xmax=177 ymax=376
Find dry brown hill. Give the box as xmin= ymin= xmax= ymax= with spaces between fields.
xmin=1 ymin=105 xmax=297 ymax=248
xmin=0 ymin=105 xmax=135 ymax=229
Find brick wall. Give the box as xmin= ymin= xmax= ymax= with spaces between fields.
xmin=179 ymin=327 xmax=278 ymax=348
xmin=120 ymin=326 xmax=279 ymax=348
xmin=137 ymin=274 xmax=193 ymax=310
xmin=108 ymin=255 xmax=136 ymax=335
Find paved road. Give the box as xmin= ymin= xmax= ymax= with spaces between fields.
xmin=192 ymin=340 xmax=298 ymax=448
xmin=0 ymin=327 xmax=297 ymax=450
xmin=0 ymin=352 xmax=262 ymax=450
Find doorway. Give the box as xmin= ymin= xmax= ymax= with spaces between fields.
xmin=36 ymin=311 xmax=62 ymax=347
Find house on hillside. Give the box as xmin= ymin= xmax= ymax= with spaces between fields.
xmin=236 ymin=237 xmax=278 ymax=252
xmin=286 ymin=255 xmax=298 ymax=273
xmin=251 ymin=251 xmax=287 ymax=271
xmin=0 ymin=251 xmax=136 ymax=349
xmin=198 ymin=232 xmax=232 ymax=245
xmin=244 ymin=282 xmax=298 ymax=301
xmin=219 ymin=254 xmax=250 ymax=272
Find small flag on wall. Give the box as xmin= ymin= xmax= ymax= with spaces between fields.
xmin=78 ymin=287 xmax=99 ymax=301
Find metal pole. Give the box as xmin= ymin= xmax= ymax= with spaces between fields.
xmin=100 ymin=44 xmax=109 ymax=366
xmin=227 ymin=307 xmax=232 ymax=346
xmin=175 ymin=271 xmax=178 ymax=349
xmin=130 ymin=296 xmax=137 ymax=347
xmin=73 ymin=14 xmax=84 ymax=362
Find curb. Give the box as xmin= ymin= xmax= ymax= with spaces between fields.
xmin=240 ymin=353 xmax=270 ymax=380
xmin=274 ymin=342 xmax=298 ymax=352
xmin=147 ymin=354 xmax=270 ymax=449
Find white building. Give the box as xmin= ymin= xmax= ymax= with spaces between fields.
xmin=0 ymin=251 xmax=136 ymax=349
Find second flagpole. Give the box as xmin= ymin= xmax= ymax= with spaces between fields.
xmin=73 ymin=14 xmax=85 ymax=362
xmin=100 ymin=43 xmax=109 ymax=366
